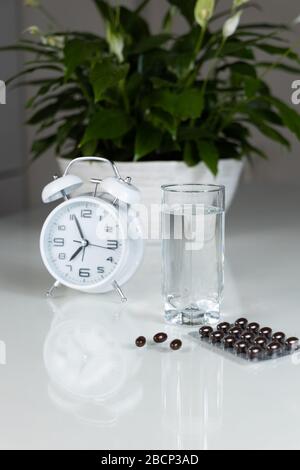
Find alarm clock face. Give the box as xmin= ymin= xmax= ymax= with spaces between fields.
xmin=40 ymin=197 xmax=126 ymax=290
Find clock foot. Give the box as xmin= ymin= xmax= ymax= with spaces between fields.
xmin=113 ymin=281 xmax=127 ymax=303
xmin=46 ymin=281 xmax=61 ymax=298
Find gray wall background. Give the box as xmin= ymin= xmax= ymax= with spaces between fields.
xmin=1 ymin=0 xmax=300 ymax=214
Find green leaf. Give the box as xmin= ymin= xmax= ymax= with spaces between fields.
xmin=90 ymin=60 xmax=129 ymax=102
xmin=81 ymin=109 xmax=134 ymax=144
xmin=0 ymin=42 xmax=56 ymax=57
xmin=119 ymin=6 xmax=150 ymax=41
xmin=197 ymin=140 xmax=219 ymax=175
xmin=146 ymin=108 xmax=177 ymax=139
xmin=255 ymin=44 xmax=300 ymax=63
xmin=31 ymin=135 xmax=56 ymax=160
xmin=132 ymin=34 xmax=172 ymax=54
xmin=6 ymin=65 xmax=63 ymax=86
xmin=82 ymin=140 xmax=98 ymax=156
xmin=167 ymin=0 xmax=197 ymax=25
xmin=251 ymin=118 xmax=290 ymax=148
xmin=93 ymin=0 xmax=115 ymax=22
xmin=266 ymin=97 xmax=300 ymax=140
xmin=64 ymin=39 xmax=102 ymax=79
xmin=152 ymin=88 xmax=204 ymax=120
xmin=256 ymin=62 xmax=300 ymax=74
xmin=28 ymin=98 xmax=85 ymax=125
xmin=231 ymin=61 xmax=257 ymax=78
xmin=134 ymin=124 xmax=163 ymax=160
xmin=220 ymin=39 xmax=255 ymax=60
xmin=183 ymin=141 xmax=199 ymax=166
xmin=244 ymin=143 xmax=268 ymax=160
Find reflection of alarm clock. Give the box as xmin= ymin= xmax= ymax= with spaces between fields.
xmin=40 ymin=157 xmax=144 ymax=300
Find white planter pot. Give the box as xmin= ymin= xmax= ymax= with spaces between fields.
xmin=57 ymin=158 xmax=244 ymax=211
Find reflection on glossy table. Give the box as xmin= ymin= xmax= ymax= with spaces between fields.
xmin=0 ymin=183 xmax=300 ymax=450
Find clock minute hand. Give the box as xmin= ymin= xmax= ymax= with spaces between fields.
xmin=73 ymin=215 xmax=85 ymax=240
xmin=73 ymin=240 xmax=116 ymax=250
xmin=90 ymin=243 xmax=116 ymax=250
xmin=69 ymin=245 xmax=83 ymax=261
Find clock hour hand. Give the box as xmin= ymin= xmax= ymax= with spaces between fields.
xmin=69 ymin=245 xmax=83 ymax=261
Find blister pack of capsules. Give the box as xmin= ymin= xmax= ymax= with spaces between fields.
xmin=197 ymin=318 xmax=299 ymax=361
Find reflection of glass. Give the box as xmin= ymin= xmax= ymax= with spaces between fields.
xmin=162 ymin=185 xmax=225 ymax=325
xmin=44 ymin=296 xmax=142 ymax=426
xmin=161 ymin=338 xmax=224 ymax=450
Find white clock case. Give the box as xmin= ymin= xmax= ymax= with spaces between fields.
xmin=40 ymin=195 xmax=144 ymax=294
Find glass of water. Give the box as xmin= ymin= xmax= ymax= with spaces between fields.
xmin=161 ymin=184 xmax=225 ymax=326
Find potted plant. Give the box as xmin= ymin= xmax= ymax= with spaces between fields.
xmin=4 ymin=0 xmax=300 ymax=209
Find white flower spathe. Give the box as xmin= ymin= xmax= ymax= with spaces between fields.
xmin=25 ymin=25 xmax=41 ymax=36
xmin=194 ymin=0 xmax=216 ymax=29
xmin=294 ymin=14 xmax=300 ymax=24
xmin=106 ymin=24 xmax=124 ymax=63
xmin=223 ymin=11 xmax=242 ymax=39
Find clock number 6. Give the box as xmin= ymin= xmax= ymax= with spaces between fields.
xmin=79 ymin=268 xmax=90 ymax=278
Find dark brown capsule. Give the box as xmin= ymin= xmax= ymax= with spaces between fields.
xmin=228 ymin=326 xmax=242 ymax=338
xmin=223 ymin=335 xmax=236 ymax=348
xmin=170 ymin=339 xmax=182 ymax=351
xmin=272 ymin=332 xmax=286 ymax=344
xmin=153 ymin=332 xmax=168 ymax=343
xmin=248 ymin=345 xmax=262 ymax=360
xmin=247 ymin=322 xmax=260 ymax=334
xmin=241 ymin=331 xmax=255 ymax=343
xmin=210 ymin=331 xmax=224 ymax=344
xmin=217 ymin=322 xmax=231 ymax=334
xmin=267 ymin=341 xmax=282 ymax=355
xmin=235 ymin=318 xmax=248 ymax=329
xmin=286 ymin=337 xmax=299 ymax=351
xmin=259 ymin=327 xmax=272 ymax=339
xmin=235 ymin=340 xmax=248 ymax=354
xmin=135 ymin=336 xmax=146 ymax=348
xmin=199 ymin=326 xmax=214 ymax=338
xmin=254 ymin=336 xmax=268 ymax=349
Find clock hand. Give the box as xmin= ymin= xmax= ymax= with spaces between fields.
xmin=82 ymin=245 xmax=86 ymax=262
xmin=69 ymin=245 xmax=84 ymax=261
xmin=90 ymin=243 xmax=116 ymax=250
xmin=73 ymin=240 xmax=116 ymax=250
xmin=73 ymin=215 xmax=85 ymax=240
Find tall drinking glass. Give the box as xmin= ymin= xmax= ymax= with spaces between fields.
xmin=161 ymin=184 xmax=225 ymax=325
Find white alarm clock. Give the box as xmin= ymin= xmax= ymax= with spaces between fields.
xmin=40 ymin=157 xmax=144 ymax=301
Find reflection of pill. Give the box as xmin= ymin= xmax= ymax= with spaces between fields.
xmin=241 ymin=331 xmax=255 ymax=342
xmin=210 ymin=331 xmax=224 ymax=343
xmin=135 ymin=336 xmax=146 ymax=348
xmin=272 ymin=332 xmax=286 ymax=344
xmin=217 ymin=322 xmax=231 ymax=333
xmin=235 ymin=340 xmax=248 ymax=354
xmin=247 ymin=322 xmax=260 ymax=334
xmin=248 ymin=345 xmax=262 ymax=359
xmin=254 ymin=336 xmax=268 ymax=348
xmin=267 ymin=341 xmax=282 ymax=355
xmin=285 ymin=337 xmax=299 ymax=351
xmin=223 ymin=335 xmax=236 ymax=348
xmin=235 ymin=318 xmax=248 ymax=329
xmin=259 ymin=327 xmax=272 ymax=339
xmin=153 ymin=332 xmax=168 ymax=343
xmin=199 ymin=326 xmax=213 ymax=338
xmin=170 ymin=339 xmax=182 ymax=351
xmin=228 ymin=326 xmax=242 ymax=338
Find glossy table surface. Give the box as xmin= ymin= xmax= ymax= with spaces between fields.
xmin=0 ymin=183 xmax=300 ymax=450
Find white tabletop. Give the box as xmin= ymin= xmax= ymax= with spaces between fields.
xmin=0 ymin=183 xmax=300 ymax=450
